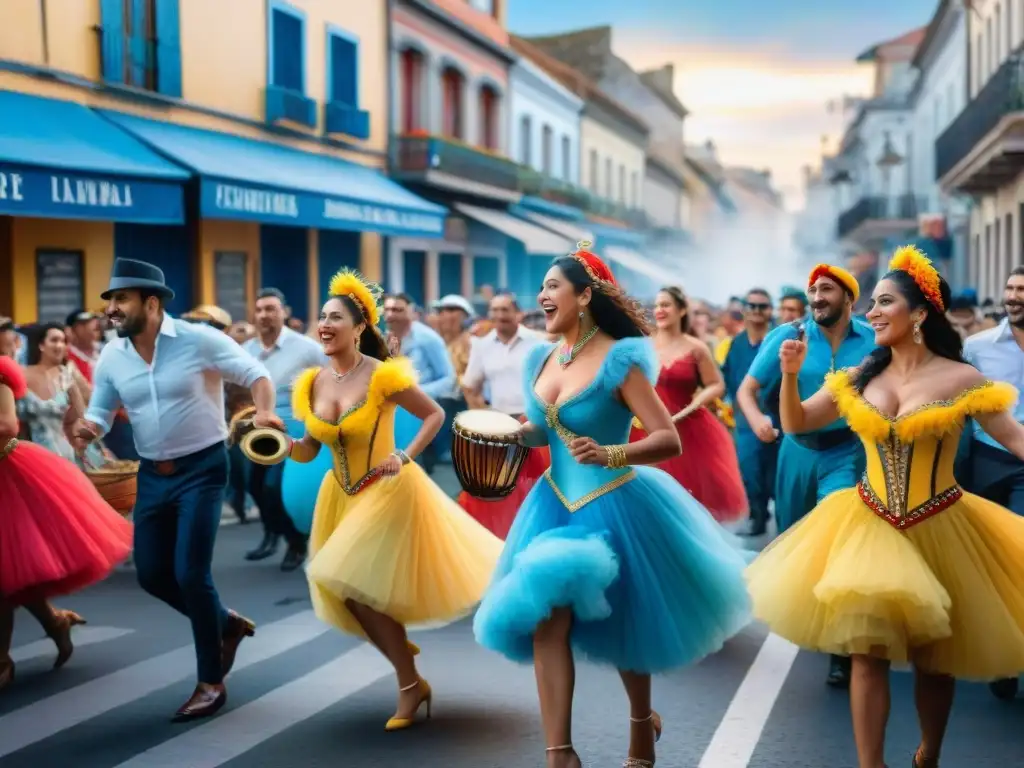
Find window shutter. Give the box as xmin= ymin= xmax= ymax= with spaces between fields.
xmin=99 ymin=0 xmax=125 ymax=83
xmin=330 ymin=35 xmax=358 ymax=106
xmin=271 ymin=10 xmax=303 ymax=92
xmin=155 ymin=0 xmax=183 ymax=97
xmin=129 ymin=0 xmax=149 ymax=86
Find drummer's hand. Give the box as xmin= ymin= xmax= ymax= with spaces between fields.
xmin=569 ymin=436 xmax=609 ymax=466
xmin=252 ymin=410 xmax=285 ymax=431
xmin=376 ymin=453 xmax=403 ymax=477
xmin=69 ymin=418 xmax=100 ymax=450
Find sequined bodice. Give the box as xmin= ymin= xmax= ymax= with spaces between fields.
xmin=524 ymin=338 xmax=657 ymax=511
xmin=827 ymin=371 xmax=1017 ymax=528
xmin=656 ymin=354 xmax=699 ymax=411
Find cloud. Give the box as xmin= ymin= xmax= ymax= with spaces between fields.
xmin=612 ymin=35 xmax=876 ymax=206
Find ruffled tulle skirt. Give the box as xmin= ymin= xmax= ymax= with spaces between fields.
xmin=305 ymin=463 xmax=504 ymax=636
xmin=473 ymin=466 xmax=753 ymax=673
xmin=458 ymin=444 xmax=550 ymax=540
xmin=746 ymin=488 xmax=1024 ymax=680
xmin=630 ymin=407 xmax=748 ymax=523
xmin=0 ymin=440 xmax=133 ymax=604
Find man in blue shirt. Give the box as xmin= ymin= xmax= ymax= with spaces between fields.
xmin=242 ymin=288 xmax=326 ymax=570
xmin=383 ymin=293 xmax=455 ymax=473
xmin=737 ymin=264 xmax=876 ymax=688
xmin=74 ymin=259 xmax=279 ymax=723
xmin=722 ymin=288 xmax=778 ymax=537
xmin=961 ymin=266 xmax=1024 ymax=701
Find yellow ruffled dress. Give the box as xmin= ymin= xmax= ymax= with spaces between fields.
xmin=292 ymin=358 xmax=503 ymax=636
xmin=746 ymin=370 xmax=1024 ymax=680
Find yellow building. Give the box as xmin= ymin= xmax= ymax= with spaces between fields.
xmin=0 ymin=0 xmax=445 ymax=325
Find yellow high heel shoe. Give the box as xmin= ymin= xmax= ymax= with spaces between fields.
xmin=407 ymin=640 xmax=420 ymax=656
xmin=384 ymin=678 xmax=432 ymax=731
xmin=623 ymin=710 xmax=663 ymax=767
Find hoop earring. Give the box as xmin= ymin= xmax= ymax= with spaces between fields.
xmin=913 ymin=321 xmax=923 ymax=345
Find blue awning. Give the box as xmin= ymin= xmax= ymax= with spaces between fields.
xmin=0 ymin=90 xmax=187 ymax=224
xmin=102 ymin=112 xmax=447 ymax=238
xmin=587 ymin=221 xmax=646 ymax=248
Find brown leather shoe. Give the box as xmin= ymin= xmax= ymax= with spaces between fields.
xmin=171 ymin=683 xmax=226 ymax=722
xmin=221 ymin=610 xmax=255 ymax=677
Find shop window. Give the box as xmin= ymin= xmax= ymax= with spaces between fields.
xmin=98 ymin=0 xmax=181 ymax=96
xmin=441 ymin=67 xmax=464 ymax=140
xmin=36 ymin=250 xmax=84 ymax=323
xmin=215 ymin=252 xmax=249 ymax=326
xmin=399 ymin=48 xmax=424 ymax=133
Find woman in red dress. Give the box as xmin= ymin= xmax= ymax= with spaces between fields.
xmin=0 ymin=355 xmax=133 ymax=690
xmin=630 ymin=287 xmax=748 ymax=523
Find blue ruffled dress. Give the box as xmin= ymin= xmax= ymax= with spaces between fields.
xmin=473 ymin=337 xmax=753 ymax=673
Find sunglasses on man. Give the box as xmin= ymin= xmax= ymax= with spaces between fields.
xmin=745 ymin=302 xmax=772 ymax=312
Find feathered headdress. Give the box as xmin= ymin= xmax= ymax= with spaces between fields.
xmin=327 ymin=269 xmax=382 ymax=327
xmin=888 ymin=245 xmax=944 ymax=312
xmin=572 ymin=241 xmax=617 ymax=288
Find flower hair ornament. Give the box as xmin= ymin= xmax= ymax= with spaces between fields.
xmin=571 ymin=241 xmax=618 ymax=289
xmin=327 ymin=269 xmax=383 ymax=327
xmin=888 ymin=245 xmax=945 ymax=312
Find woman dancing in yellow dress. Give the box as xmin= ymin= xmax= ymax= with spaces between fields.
xmin=284 ymin=270 xmax=503 ymax=730
xmin=746 ymin=246 xmax=1024 ymax=768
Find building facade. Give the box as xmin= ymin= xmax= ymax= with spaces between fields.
xmin=0 ymin=0 xmax=445 ymax=325
xmin=831 ymin=27 xmax=924 ymax=295
xmin=509 ymin=56 xmax=582 ymax=186
xmin=387 ymin=0 xmax=532 ymax=307
xmin=908 ymin=0 xmax=968 ymax=290
xmin=936 ymin=0 xmax=1024 ymax=299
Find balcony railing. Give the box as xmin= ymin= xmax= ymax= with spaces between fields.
xmin=517 ymin=166 xmax=648 ymax=229
xmin=324 ymin=101 xmax=370 ymax=140
xmin=935 ymin=51 xmax=1024 ymax=181
xmin=265 ymin=85 xmax=317 ymax=129
xmin=836 ymin=194 xmax=921 ymax=239
xmin=390 ymin=134 xmax=520 ymax=193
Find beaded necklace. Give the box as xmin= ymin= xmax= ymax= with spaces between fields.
xmin=558 ymin=325 xmax=598 ymax=368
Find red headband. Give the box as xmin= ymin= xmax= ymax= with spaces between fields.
xmin=573 ymin=243 xmax=617 ymax=286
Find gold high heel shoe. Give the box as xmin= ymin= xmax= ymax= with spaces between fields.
xmin=623 ymin=710 xmax=663 ymax=767
xmin=407 ymin=640 xmax=420 ymax=656
xmin=384 ymin=678 xmax=432 ymax=731
xmin=50 ymin=609 xmax=86 ymax=669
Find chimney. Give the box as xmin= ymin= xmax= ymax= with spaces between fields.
xmin=644 ymin=64 xmax=675 ymax=93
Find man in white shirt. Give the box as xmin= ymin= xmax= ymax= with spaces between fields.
xmin=74 ymin=259 xmax=279 ymax=723
xmin=242 ymin=288 xmax=326 ymax=570
xmin=462 ymin=292 xmax=541 ymax=417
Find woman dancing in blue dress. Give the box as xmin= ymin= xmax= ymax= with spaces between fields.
xmin=474 ymin=246 xmax=752 ymax=767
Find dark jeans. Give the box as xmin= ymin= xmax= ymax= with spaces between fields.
xmin=248 ymin=462 xmax=305 ymax=549
xmin=226 ymin=444 xmax=248 ymax=516
xmin=133 ymin=442 xmax=230 ymax=684
xmin=105 ymin=417 xmax=139 ymax=460
xmin=962 ymin=439 xmax=1024 ymax=514
xmin=735 ymin=427 xmax=778 ymax=528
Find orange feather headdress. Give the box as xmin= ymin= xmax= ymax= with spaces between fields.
xmin=888 ymin=245 xmax=944 ymax=312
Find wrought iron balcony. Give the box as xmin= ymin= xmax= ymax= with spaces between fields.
xmin=390 ymin=134 xmax=520 ymax=197
xmin=517 ymin=166 xmax=648 ymax=228
xmin=265 ymin=85 xmax=317 ymax=129
xmin=935 ymin=51 xmax=1024 ymax=190
xmin=836 ymin=195 xmax=921 ymax=239
xmin=324 ymin=101 xmax=370 ymax=140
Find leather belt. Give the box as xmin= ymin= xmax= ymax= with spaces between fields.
xmin=151 ymin=459 xmax=178 ymax=476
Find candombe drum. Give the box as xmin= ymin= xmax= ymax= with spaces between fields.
xmin=451 ymin=410 xmax=529 ymax=500
xmin=86 ymin=460 xmax=140 ymax=516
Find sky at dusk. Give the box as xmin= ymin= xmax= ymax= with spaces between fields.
xmin=507 ymin=0 xmax=940 ymax=207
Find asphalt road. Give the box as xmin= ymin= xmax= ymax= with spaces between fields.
xmin=2 ymin=466 xmax=1021 ymax=767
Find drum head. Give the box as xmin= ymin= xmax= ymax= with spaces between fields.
xmin=454 ymin=410 xmax=521 ymax=439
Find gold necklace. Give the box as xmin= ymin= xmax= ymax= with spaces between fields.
xmin=558 ymin=325 xmax=598 ymax=368
xmin=330 ymin=354 xmax=364 ymax=382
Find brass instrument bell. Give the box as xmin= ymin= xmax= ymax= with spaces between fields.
xmin=229 ymin=406 xmax=291 ymax=466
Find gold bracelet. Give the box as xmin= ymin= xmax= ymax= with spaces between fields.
xmin=605 ymin=444 xmax=629 ymax=469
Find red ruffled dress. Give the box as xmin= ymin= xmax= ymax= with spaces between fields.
xmin=630 ymin=354 xmax=748 ymax=523
xmin=0 ymin=357 xmax=133 ymax=604
xmin=458 ymin=415 xmax=550 ymax=540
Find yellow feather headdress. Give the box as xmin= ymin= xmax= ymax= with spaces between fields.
xmin=888 ymin=245 xmax=944 ymax=312
xmin=327 ymin=269 xmax=382 ymax=327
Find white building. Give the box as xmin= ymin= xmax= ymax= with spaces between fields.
xmin=509 ymin=55 xmax=583 ymax=184
xmin=936 ymin=0 xmax=1024 ymax=299
xmin=908 ymin=0 xmax=969 ymax=290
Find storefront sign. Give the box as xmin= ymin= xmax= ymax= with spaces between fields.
xmin=0 ymin=164 xmax=184 ymax=224
xmin=201 ymin=180 xmax=445 ymax=238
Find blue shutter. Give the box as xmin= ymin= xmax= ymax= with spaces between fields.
xmin=99 ymin=0 xmax=125 ymax=83
xmin=130 ymin=0 xmax=148 ymax=86
xmin=155 ymin=0 xmax=183 ymax=97
xmin=329 ymin=34 xmax=357 ymax=106
xmin=271 ymin=9 xmax=303 ymax=92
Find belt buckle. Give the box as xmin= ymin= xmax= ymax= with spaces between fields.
xmin=153 ymin=460 xmax=176 ymax=476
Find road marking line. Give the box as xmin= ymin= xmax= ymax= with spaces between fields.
xmin=10 ymin=627 xmax=134 ymax=664
xmin=114 ymin=644 xmax=391 ymax=768
xmin=697 ymin=633 xmax=800 ymax=768
xmin=0 ymin=610 xmax=328 ymax=759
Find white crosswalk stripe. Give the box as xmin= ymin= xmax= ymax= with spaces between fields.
xmin=0 ymin=610 xmax=328 ymax=759
xmin=10 ymin=627 xmax=134 ymax=664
